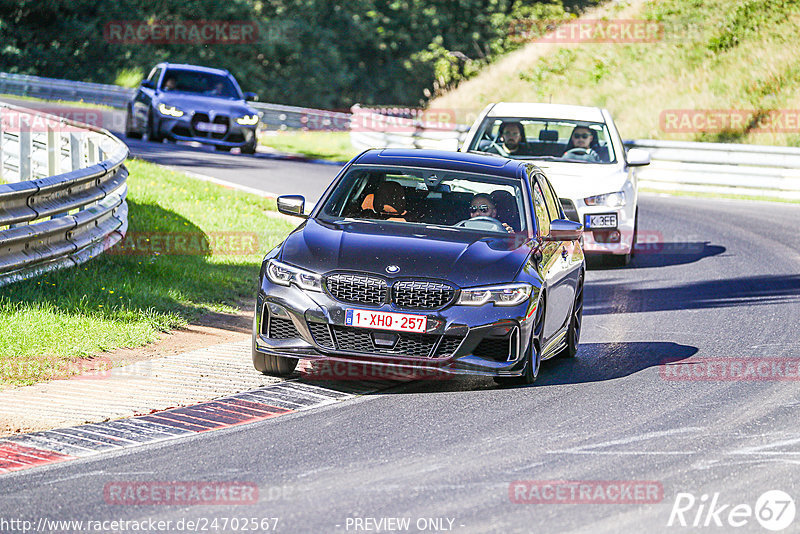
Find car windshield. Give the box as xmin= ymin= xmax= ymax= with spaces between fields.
xmin=160 ymin=69 xmax=241 ymax=99
xmin=318 ymin=165 xmax=528 ymax=235
xmin=468 ymin=117 xmax=617 ymax=164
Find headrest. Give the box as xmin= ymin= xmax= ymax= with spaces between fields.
xmin=539 ymin=129 xmax=559 ymax=142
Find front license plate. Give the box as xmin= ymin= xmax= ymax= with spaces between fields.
xmin=195 ymin=122 xmax=226 ymax=133
xmin=345 ymin=309 xmax=427 ymax=333
xmin=585 ymin=213 xmax=617 ymax=229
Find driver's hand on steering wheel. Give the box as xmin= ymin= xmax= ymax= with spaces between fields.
xmin=501 ymin=222 xmax=514 ymax=234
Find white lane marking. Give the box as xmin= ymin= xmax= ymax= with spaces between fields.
xmin=548 ymin=427 xmax=703 ymax=455
xmin=729 ymin=435 xmax=800 ymax=455
xmin=172 ymin=168 xmax=281 ymax=199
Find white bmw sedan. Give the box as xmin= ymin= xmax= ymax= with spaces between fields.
xmin=460 ymin=103 xmax=650 ymax=265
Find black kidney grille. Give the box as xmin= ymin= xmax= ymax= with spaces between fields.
xmin=307 ymin=321 xmax=335 ymax=349
xmin=392 ymin=280 xmax=455 ymax=309
xmin=326 ymin=273 xmax=387 ymax=306
xmin=268 ymin=317 xmax=300 ymax=339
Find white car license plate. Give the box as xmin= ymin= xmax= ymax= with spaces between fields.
xmin=585 ymin=213 xmax=617 ymax=229
xmin=195 ymin=122 xmax=226 ymax=133
xmin=345 ymin=309 xmax=427 ymax=333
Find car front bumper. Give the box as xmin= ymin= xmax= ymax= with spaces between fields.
xmin=252 ymin=277 xmax=540 ymax=379
xmin=156 ymin=114 xmax=257 ymax=148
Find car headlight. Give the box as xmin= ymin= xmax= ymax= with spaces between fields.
xmin=456 ymin=283 xmax=532 ymax=306
xmin=266 ymin=259 xmax=322 ymax=292
xmin=236 ymin=114 xmax=259 ymax=126
xmin=157 ymin=103 xmax=184 ymax=117
xmin=584 ymin=191 xmax=625 ymax=207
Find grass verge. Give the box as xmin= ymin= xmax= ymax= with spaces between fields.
xmin=431 ymin=0 xmax=800 ymax=147
xmin=0 ymin=159 xmax=298 ymax=387
xmin=259 ymin=130 xmax=357 ymax=162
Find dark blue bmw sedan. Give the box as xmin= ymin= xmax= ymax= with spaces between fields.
xmin=253 ymin=149 xmax=585 ymax=385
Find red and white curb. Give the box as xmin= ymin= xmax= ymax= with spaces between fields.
xmin=0 ymin=379 xmax=386 ymax=475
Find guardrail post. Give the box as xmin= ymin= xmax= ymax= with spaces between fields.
xmin=19 ymin=113 xmax=31 ymax=182
xmin=70 ymin=132 xmax=82 ymax=172
xmin=47 ymin=119 xmax=59 ymax=177
xmin=0 ymin=106 xmax=4 ymax=182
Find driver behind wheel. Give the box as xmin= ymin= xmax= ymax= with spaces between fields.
xmin=469 ymin=194 xmax=514 ymax=233
xmin=563 ymin=126 xmax=600 ymax=161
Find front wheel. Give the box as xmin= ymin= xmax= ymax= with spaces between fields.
xmin=252 ymin=341 xmax=298 ymax=377
xmin=494 ymin=297 xmax=543 ymax=386
xmin=556 ymin=273 xmax=583 ymax=358
xmin=241 ymin=139 xmax=257 ymax=155
xmin=147 ymin=110 xmax=164 ymax=142
xmin=124 ymin=108 xmax=143 ymax=139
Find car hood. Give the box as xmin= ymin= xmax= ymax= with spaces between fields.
xmin=534 ymin=162 xmax=629 ymax=199
xmin=280 ymin=218 xmax=533 ymax=288
xmin=157 ymin=93 xmax=254 ymax=116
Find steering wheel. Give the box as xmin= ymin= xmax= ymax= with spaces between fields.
xmin=480 ymin=131 xmax=510 ymax=157
xmin=563 ymin=147 xmax=600 ymax=162
xmin=454 ymin=216 xmax=507 ymax=233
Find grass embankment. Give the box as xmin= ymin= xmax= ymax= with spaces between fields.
xmin=432 ymin=0 xmax=800 ymax=147
xmin=259 ymin=130 xmax=357 ymax=162
xmin=0 ymin=159 xmax=298 ymax=387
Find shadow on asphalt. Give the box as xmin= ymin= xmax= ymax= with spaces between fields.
xmin=587 ymin=242 xmax=726 ymax=270
xmin=584 ymin=274 xmax=800 ymax=315
xmin=296 ymin=341 xmax=699 ymax=394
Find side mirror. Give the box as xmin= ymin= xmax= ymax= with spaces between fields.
xmin=277 ymin=195 xmax=308 ymax=218
xmin=140 ymin=79 xmax=155 ymax=89
xmin=244 ymin=91 xmax=259 ymax=102
xmin=543 ymin=219 xmax=583 ymax=241
xmin=626 ymin=147 xmax=651 ymax=167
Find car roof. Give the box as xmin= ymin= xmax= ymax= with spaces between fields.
xmin=156 ymin=63 xmax=231 ymax=76
xmin=353 ymin=149 xmax=528 ymax=179
xmin=486 ymin=102 xmax=606 ymax=123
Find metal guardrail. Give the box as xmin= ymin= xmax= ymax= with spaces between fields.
xmin=1 ymin=71 xmax=352 ymax=132
xmin=0 ymin=72 xmax=136 ymax=108
xmin=623 ymin=139 xmax=800 ymax=197
xmin=0 ymin=102 xmax=129 ymax=287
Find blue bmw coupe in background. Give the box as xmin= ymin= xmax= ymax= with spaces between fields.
xmin=125 ymin=62 xmax=260 ymax=154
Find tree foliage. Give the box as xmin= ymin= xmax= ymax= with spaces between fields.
xmin=0 ymin=0 xmax=600 ymax=108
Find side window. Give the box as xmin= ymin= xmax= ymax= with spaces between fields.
xmin=538 ymin=175 xmax=561 ymax=222
xmin=532 ymin=182 xmax=550 ymax=237
xmin=147 ymin=67 xmax=163 ymax=87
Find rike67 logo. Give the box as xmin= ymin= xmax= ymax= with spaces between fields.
xmin=668 ymin=490 xmax=796 ymax=531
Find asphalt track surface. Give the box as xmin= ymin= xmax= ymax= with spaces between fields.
xmin=2 ymin=97 xmax=800 ymax=533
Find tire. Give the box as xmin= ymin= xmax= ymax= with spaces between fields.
xmin=252 ymin=338 xmax=298 ymax=377
xmin=124 ymin=108 xmax=142 ymax=139
xmin=556 ymin=273 xmax=583 ymax=359
xmin=630 ymin=210 xmax=639 ymax=258
xmin=494 ymin=296 xmax=544 ymax=386
xmin=251 ymin=309 xmax=299 ymax=377
xmin=147 ymin=110 xmax=164 ymax=143
xmin=241 ymin=139 xmax=257 ymax=155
